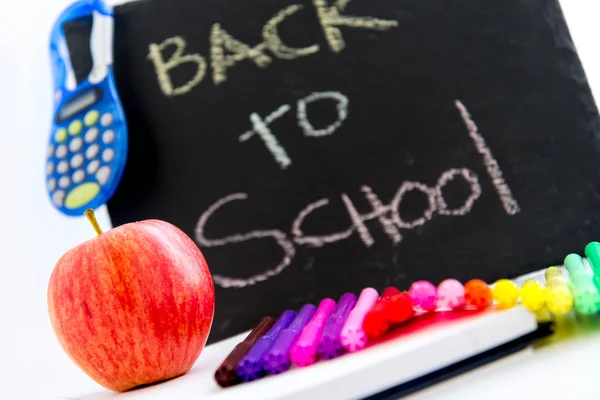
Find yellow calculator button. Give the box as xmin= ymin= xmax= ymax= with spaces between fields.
xmin=84 ymin=110 xmax=99 ymax=126
xmin=54 ymin=128 xmax=67 ymax=143
xmin=68 ymin=120 xmax=83 ymax=135
xmin=65 ymin=182 xmax=100 ymax=209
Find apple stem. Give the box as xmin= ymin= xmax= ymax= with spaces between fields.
xmin=84 ymin=209 xmax=103 ymax=236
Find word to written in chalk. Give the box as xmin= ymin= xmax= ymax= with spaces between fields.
xmin=239 ymin=91 xmax=348 ymax=169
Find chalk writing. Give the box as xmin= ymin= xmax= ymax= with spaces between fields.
xmin=263 ymin=5 xmax=320 ymax=60
xmin=240 ymin=91 xmax=348 ymax=168
xmin=194 ymin=193 xmax=296 ymax=288
xmin=195 ymin=98 xmax=518 ymax=288
xmin=297 ymin=91 xmax=349 ymax=137
xmin=195 ymin=167 xmax=481 ymax=288
xmin=210 ymin=24 xmax=272 ymax=85
xmin=455 ymin=100 xmax=521 ymax=215
xmin=313 ymin=0 xmax=398 ymax=53
xmin=362 ymin=185 xmax=402 ymax=244
xmin=147 ymin=1 xmax=398 ymax=96
xmin=147 ymin=36 xmax=207 ymax=96
xmin=240 ymin=105 xmax=293 ymax=169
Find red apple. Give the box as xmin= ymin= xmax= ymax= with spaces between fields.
xmin=47 ymin=209 xmax=215 ymax=392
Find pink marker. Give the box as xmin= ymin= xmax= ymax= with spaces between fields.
xmin=437 ymin=279 xmax=465 ymax=310
xmin=340 ymin=287 xmax=379 ymax=353
xmin=409 ymin=280 xmax=438 ymax=312
xmin=290 ymin=298 xmax=336 ymax=367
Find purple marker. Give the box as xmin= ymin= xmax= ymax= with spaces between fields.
xmin=317 ymin=293 xmax=358 ymax=360
xmin=263 ymin=304 xmax=316 ymax=375
xmin=236 ymin=310 xmax=296 ymax=382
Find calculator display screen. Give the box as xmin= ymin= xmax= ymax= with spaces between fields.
xmin=57 ymin=88 xmax=102 ymax=122
xmin=62 ymin=15 xmax=94 ymax=85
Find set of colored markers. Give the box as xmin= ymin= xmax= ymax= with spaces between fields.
xmin=214 ymin=241 xmax=600 ymax=388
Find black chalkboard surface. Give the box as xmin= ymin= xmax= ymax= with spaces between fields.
xmin=98 ymin=0 xmax=600 ymax=343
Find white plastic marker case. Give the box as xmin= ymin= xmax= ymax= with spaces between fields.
xmin=46 ymin=0 xmax=127 ymax=216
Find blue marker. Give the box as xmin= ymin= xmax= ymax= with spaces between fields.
xmin=46 ymin=0 xmax=127 ymax=216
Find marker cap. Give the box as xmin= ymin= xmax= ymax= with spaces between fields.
xmin=237 ymin=310 xmax=296 ymax=382
xmin=263 ymin=304 xmax=316 ymax=374
xmin=318 ymin=293 xmax=357 ymax=360
xmin=492 ymin=279 xmax=519 ymax=309
xmin=409 ymin=281 xmax=438 ymax=311
xmin=340 ymin=287 xmax=379 ymax=352
xmin=544 ymin=267 xmax=573 ymax=316
xmin=290 ymin=298 xmax=336 ymax=367
xmin=437 ymin=279 xmax=465 ymax=310
xmin=464 ymin=279 xmax=492 ymax=310
xmin=520 ymin=279 xmax=547 ymax=312
xmin=564 ymin=254 xmax=600 ymax=315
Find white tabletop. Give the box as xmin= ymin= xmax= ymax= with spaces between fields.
xmin=0 ymin=1 xmax=599 ymax=399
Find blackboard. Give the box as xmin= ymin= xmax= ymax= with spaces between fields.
xmin=85 ymin=0 xmax=600 ymax=343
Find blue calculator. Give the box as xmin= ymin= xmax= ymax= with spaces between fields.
xmin=46 ymin=0 xmax=127 ymax=216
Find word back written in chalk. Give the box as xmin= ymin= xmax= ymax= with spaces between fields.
xmin=146 ymin=0 xmax=398 ymax=96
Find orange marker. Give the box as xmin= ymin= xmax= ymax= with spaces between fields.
xmin=464 ymin=279 xmax=493 ymax=310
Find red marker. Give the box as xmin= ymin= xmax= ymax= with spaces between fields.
xmin=385 ymin=291 xmax=415 ymax=325
xmin=363 ymin=287 xmax=400 ymax=340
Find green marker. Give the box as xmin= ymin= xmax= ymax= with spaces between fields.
xmin=584 ymin=242 xmax=600 ymax=291
xmin=564 ymin=253 xmax=600 ymax=315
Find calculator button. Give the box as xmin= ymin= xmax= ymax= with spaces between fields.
xmin=56 ymin=145 xmax=67 ymax=159
xmin=48 ymin=145 xmax=55 ymax=157
xmin=102 ymin=130 xmax=115 ymax=144
xmin=72 ymin=169 xmax=85 ymax=183
xmin=102 ymin=149 xmax=114 ymax=163
xmin=86 ymin=144 xmax=99 ymax=159
xmin=46 ymin=162 xmax=54 ymax=174
xmin=57 ymin=161 xmax=69 ymax=174
xmin=69 ymin=137 xmax=83 ymax=152
xmin=85 ymin=128 xmax=99 ymax=143
xmin=71 ymin=154 xmax=84 ymax=169
xmin=52 ymin=190 xmax=65 ymax=207
xmin=68 ymin=120 xmax=83 ymax=135
xmin=84 ymin=110 xmax=100 ymax=126
xmin=65 ymin=182 xmax=100 ymax=210
xmin=59 ymin=176 xmax=71 ymax=189
xmin=54 ymin=128 xmax=67 ymax=143
xmin=47 ymin=179 xmax=56 ymax=191
xmin=100 ymin=113 xmax=113 ymax=127
xmin=87 ymin=160 xmax=100 ymax=174
xmin=96 ymin=166 xmax=111 ymax=185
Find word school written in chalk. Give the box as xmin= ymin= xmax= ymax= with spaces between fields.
xmin=195 ymin=100 xmax=522 ymax=289
xmin=147 ymin=0 xmax=398 ymax=96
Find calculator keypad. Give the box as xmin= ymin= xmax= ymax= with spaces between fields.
xmin=47 ymin=107 xmax=120 ymax=211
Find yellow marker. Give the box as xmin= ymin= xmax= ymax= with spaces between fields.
xmin=492 ymin=279 xmax=519 ymax=309
xmin=520 ymin=279 xmax=547 ymax=312
xmin=544 ymin=267 xmax=573 ymax=316
xmin=68 ymin=120 xmax=83 ymax=135
xmin=54 ymin=128 xmax=67 ymax=143
xmin=84 ymin=110 xmax=100 ymax=126
xmin=65 ymin=183 xmax=100 ymax=209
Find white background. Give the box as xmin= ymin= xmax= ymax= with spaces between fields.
xmin=0 ymin=1 xmax=599 ymax=399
